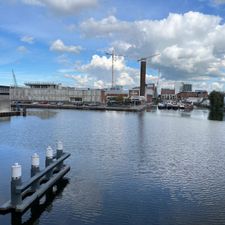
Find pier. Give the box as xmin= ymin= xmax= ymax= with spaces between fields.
xmin=0 ymin=141 xmax=70 ymax=215
xmin=0 ymin=111 xmax=21 ymax=117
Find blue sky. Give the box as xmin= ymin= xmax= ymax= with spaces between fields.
xmin=1 ymin=0 xmax=225 ymax=91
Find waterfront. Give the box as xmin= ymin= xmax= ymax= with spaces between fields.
xmin=1 ymin=109 xmax=225 ymax=225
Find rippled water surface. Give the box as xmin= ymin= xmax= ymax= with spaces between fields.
xmin=1 ymin=109 xmax=225 ymax=225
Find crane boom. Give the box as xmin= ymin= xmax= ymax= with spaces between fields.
xmin=12 ymin=69 xmax=18 ymax=87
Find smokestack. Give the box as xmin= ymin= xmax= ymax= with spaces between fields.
xmin=140 ymin=60 xmax=146 ymax=96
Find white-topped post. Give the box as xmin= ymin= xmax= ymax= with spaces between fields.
xmin=11 ymin=163 xmax=22 ymax=206
xmin=45 ymin=146 xmax=53 ymax=167
xmin=56 ymin=141 xmax=63 ymax=159
xmin=56 ymin=141 xmax=64 ymax=171
xmin=31 ymin=153 xmax=40 ymax=192
xmin=45 ymin=146 xmax=54 ymax=179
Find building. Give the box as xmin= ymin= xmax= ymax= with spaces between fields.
xmin=0 ymin=85 xmax=10 ymax=112
xmin=146 ymin=83 xmax=157 ymax=104
xmin=129 ymin=87 xmax=140 ymax=97
xmin=129 ymin=84 xmax=157 ymax=104
xmin=194 ymin=90 xmax=208 ymax=98
xmin=160 ymin=88 xmax=176 ymax=100
xmin=10 ymin=82 xmax=105 ymax=104
xmin=177 ymin=90 xmax=208 ymax=100
xmin=181 ymin=83 xmax=192 ymax=92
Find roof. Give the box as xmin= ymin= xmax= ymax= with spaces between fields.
xmin=161 ymin=88 xmax=175 ymax=95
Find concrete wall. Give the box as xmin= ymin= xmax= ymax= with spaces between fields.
xmin=0 ymin=95 xmax=10 ymax=112
xmin=10 ymin=87 xmax=105 ymax=103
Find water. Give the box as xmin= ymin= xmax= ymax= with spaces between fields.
xmin=1 ymin=109 xmax=225 ymax=225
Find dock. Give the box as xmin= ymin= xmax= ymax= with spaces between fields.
xmin=0 ymin=111 xmax=21 ymax=117
xmin=11 ymin=103 xmax=147 ymax=112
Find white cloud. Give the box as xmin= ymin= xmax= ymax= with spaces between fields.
xmin=116 ymin=72 xmax=134 ymax=86
xmin=21 ymin=0 xmax=98 ymax=14
xmin=17 ymin=45 xmax=28 ymax=53
xmin=211 ymin=82 xmax=224 ymax=91
xmin=64 ymin=74 xmax=92 ymax=87
xmin=78 ymin=54 xmax=138 ymax=87
xmin=94 ymin=80 xmax=105 ymax=89
xmin=50 ymin=39 xmax=82 ymax=54
xmin=80 ymin=12 xmax=225 ymax=82
xmin=61 ymin=54 xmax=143 ymax=88
xmin=21 ymin=36 xmax=35 ymax=44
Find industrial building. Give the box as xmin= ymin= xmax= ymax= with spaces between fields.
xmin=0 ymin=85 xmax=10 ymax=112
xmin=160 ymin=88 xmax=176 ymax=100
xmin=10 ymin=82 xmax=105 ymax=104
xmin=129 ymin=83 xmax=157 ymax=104
xmin=180 ymin=83 xmax=192 ymax=92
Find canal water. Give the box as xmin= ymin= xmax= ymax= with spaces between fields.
xmin=1 ymin=109 xmax=225 ymax=225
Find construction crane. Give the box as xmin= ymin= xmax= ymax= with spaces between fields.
xmin=105 ymin=49 xmax=124 ymax=88
xmin=12 ymin=69 xmax=18 ymax=87
xmin=138 ymin=53 xmax=160 ymax=96
xmin=157 ymin=68 xmax=161 ymax=87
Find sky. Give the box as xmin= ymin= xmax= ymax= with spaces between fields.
xmin=1 ymin=0 xmax=225 ymax=91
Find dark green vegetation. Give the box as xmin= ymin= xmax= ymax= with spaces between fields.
xmin=208 ymin=91 xmax=224 ymax=121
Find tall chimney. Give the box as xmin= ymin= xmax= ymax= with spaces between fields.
xmin=140 ymin=60 xmax=146 ymax=96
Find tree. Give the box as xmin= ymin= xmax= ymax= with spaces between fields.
xmin=209 ymin=91 xmax=224 ymax=111
xmin=115 ymin=95 xmax=124 ymax=104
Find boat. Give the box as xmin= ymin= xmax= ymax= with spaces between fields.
xmin=171 ymin=102 xmax=179 ymax=110
xmin=184 ymin=103 xmax=193 ymax=111
xmin=166 ymin=102 xmax=173 ymax=110
xmin=158 ymin=102 xmax=166 ymax=110
xmin=179 ymin=103 xmax=185 ymax=110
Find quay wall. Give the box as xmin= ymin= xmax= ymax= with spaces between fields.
xmin=0 ymin=95 xmax=10 ymax=112
xmin=0 ymin=86 xmax=10 ymax=112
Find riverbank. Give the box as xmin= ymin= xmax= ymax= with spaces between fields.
xmin=12 ymin=103 xmax=147 ymax=112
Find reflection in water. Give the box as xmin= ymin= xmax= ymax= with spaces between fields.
xmin=11 ymin=179 xmax=69 ymax=225
xmin=27 ymin=110 xmax=57 ymax=120
xmin=180 ymin=111 xmax=191 ymax=117
xmin=0 ymin=117 xmax=11 ymax=123
xmin=146 ymin=105 xmax=157 ymax=112
xmin=1 ymin=109 xmax=225 ymax=225
xmin=208 ymin=110 xmax=224 ymax=121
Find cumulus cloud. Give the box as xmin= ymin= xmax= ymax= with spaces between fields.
xmin=64 ymin=74 xmax=92 ymax=87
xmin=21 ymin=0 xmax=98 ymax=14
xmin=80 ymin=12 xmax=225 ymax=82
xmin=21 ymin=36 xmax=35 ymax=44
xmin=78 ymin=54 xmax=138 ymax=87
xmin=62 ymin=54 xmax=157 ymax=88
xmin=94 ymin=80 xmax=105 ymax=89
xmin=50 ymin=39 xmax=82 ymax=54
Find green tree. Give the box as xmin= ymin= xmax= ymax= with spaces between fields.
xmin=209 ymin=91 xmax=224 ymax=111
xmin=115 ymin=95 xmax=124 ymax=103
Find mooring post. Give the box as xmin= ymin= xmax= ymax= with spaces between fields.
xmin=57 ymin=141 xmax=63 ymax=159
xmin=56 ymin=141 xmax=64 ymax=171
xmin=11 ymin=163 xmax=22 ymax=207
xmin=22 ymin=107 xmax=26 ymax=117
xmin=31 ymin=153 xmax=40 ymax=192
xmin=45 ymin=146 xmax=53 ymax=179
